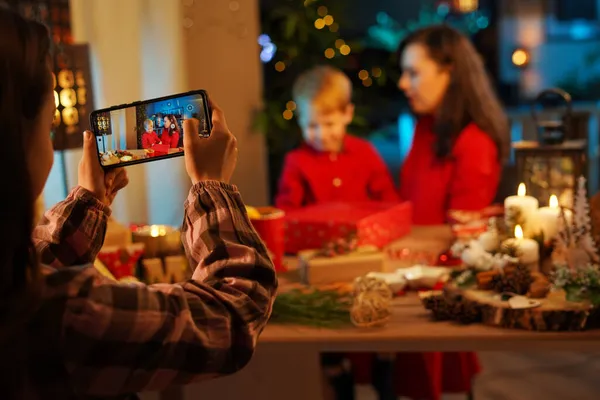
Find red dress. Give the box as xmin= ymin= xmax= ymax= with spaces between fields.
xmin=275 ymin=135 xmax=399 ymax=211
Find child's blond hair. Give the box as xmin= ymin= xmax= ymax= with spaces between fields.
xmin=292 ymin=65 xmax=352 ymax=114
xmin=143 ymin=119 xmax=154 ymax=131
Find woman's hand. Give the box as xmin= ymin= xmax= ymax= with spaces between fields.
xmin=78 ymin=131 xmax=129 ymax=205
xmin=184 ymin=99 xmax=238 ymax=184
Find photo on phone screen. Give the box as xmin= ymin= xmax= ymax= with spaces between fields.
xmin=91 ymin=90 xmax=210 ymax=168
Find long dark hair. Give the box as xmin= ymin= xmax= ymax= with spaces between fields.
xmin=164 ymin=114 xmax=179 ymax=136
xmin=397 ymin=25 xmax=509 ymax=161
xmin=0 ymin=7 xmax=51 ymax=341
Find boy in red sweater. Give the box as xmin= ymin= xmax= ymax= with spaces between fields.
xmin=275 ymin=66 xmax=398 ymax=400
xmin=275 ymin=65 xmax=398 ymax=211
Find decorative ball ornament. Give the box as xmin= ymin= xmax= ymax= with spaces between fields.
xmin=351 ymin=276 xmax=393 ymax=328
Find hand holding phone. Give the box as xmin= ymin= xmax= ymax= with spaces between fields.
xmin=90 ymin=90 xmax=212 ymax=169
xmin=184 ymin=100 xmax=237 ymax=184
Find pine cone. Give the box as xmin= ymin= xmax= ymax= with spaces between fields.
xmin=449 ymin=301 xmax=481 ymax=324
xmin=491 ymin=264 xmax=533 ymax=295
xmin=425 ymin=295 xmax=453 ymax=321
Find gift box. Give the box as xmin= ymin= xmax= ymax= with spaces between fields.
xmin=298 ymin=245 xmax=385 ymax=285
xmin=284 ymin=201 xmax=412 ymax=254
xmin=97 ymin=243 xmax=145 ymax=280
xmin=448 ymin=204 xmax=504 ymax=240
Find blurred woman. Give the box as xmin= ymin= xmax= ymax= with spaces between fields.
xmin=351 ymin=24 xmax=509 ymax=400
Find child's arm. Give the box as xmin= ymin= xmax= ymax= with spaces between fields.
xmin=275 ymin=154 xmax=305 ymax=211
xmin=367 ymin=144 xmax=399 ymax=202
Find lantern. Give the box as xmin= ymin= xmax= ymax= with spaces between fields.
xmin=512 ymin=88 xmax=586 ymax=208
xmin=7 ymin=0 xmax=95 ymax=150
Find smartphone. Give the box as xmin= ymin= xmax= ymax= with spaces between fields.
xmin=90 ymin=89 xmax=212 ymax=168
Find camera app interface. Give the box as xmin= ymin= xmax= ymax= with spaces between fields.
xmin=93 ymin=93 xmax=208 ymax=166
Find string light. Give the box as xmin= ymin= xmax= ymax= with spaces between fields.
xmin=282 ymin=109 xmax=293 ymax=120
xmin=286 ymin=101 xmax=296 ymax=111
xmin=275 ymin=61 xmax=286 ymax=72
xmin=339 ymin=44 xmax=351 ymax=55
xmin=335 ymin=39 xmax=345 ymax=48
xmin=314 ymin=18 xmax=325 ymax=29
xmin=317 ymin=6 xmax=328 ymax=17
xmin=324 ymin=48 xmax=335 ymax=59
xmin=511 ymin=48 xmax=529 ymax=67
xmin=372 ymin=67 xmax=382 ymax=78
xmin=362 ymin=78 xmax=373 ymax=87
xmin=329 ymin=23 xmax=339 ymax=32
xmin=323 ymin=15 xmax=334 ymax=26
xmin=358 ymin=70 xmax=369 ymax=80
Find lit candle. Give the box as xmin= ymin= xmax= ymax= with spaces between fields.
xmin=504 ymin=183 xmax=539 ymax=235
xmin=132 ymin=224 xmax=182 ymax=258
xmin=502 ymin=225 xmax=539 ymax=270
xmin=536 ymin=195 xmax=573 ymax=241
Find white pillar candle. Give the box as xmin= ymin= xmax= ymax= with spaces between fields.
xmin=536 ymin=195 xmax=573 ymax=241
xmin=504 ymin=183 xmax=539 ymax=235
xmin=502 ymin=225 xmax=539 ymax=268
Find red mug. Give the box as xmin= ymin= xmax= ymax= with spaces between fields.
xmin=249 ymin=207 xmax=286 ymax=272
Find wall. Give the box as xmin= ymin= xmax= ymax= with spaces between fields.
xmin=41 ymin=0 xmax=267 ymax=226
xmin=182 ymin=0 xmax=268 ymax=205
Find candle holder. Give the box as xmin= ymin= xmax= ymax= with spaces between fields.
xmin=132 ymin=225 xmax=182 ymax=258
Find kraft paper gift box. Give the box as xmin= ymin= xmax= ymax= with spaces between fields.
xmin=298 ymin=245 xmax=385 ymax=285
xmin=284 ymin=201 xmax=412 ymax=254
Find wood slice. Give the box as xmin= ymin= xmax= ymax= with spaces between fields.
xmin=427 ymin=285 xmax=595 ymax=331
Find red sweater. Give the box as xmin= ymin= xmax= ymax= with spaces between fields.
xmin=161 ymin=130 xmax=180 ymax=148
xmin=141 ymin=131 xmax=161 ymax=149
xmin=275 ymin=135 xmax=398 ymax=211
xmin=399 ymin=118 xmax=500 ymax=224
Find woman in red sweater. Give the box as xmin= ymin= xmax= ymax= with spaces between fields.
xmin=398 ymin=25 xmax=508 ymax=400
xmin=352 ymin=25 xmax=509 ymax=400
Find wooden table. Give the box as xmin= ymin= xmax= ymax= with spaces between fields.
xmin=145 ymin=226 xmax=600 ymax=400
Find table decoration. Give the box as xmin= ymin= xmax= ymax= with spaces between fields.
xmin=132 ymin=224 xmax=182 ymax=258
xmin=350 ymin=276 xmax=393 ymax=328
xmin=420 ymin=176 xmax=600 ymax=331
xmin=504 ymin=182 xmax=539 ymax=236
xmin=246 ymin=205 xmax=286 ymax=272
xmin=269 ymin=286 xmax=353 ymax=328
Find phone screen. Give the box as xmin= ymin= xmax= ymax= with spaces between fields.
xmin=91 ymin=91 xmax=210 ymax=168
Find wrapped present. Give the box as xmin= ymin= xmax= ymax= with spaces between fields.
xmin=298 ymin=245 xmax=385 ymax=285
xmin=97 ymin=243 xmax=145 ymax=280
xmin=142 ymin=256 xmax=189 ymax=284
xmin=284 ymin=201 xmax=412 ymax=254
xmin=448 ymin=204 xmax=504 ymax=240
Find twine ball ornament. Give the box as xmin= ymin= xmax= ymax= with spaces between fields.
xmin=351 ymin=277 xmax=393 ymax=328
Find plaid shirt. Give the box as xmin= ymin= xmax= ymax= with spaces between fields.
xmin=22 ymin=182 xmax=277 ymax=399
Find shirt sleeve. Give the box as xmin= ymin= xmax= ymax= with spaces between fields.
xmin=274 ymin=153 xmax=306 ymax=211
xmin=57 ymin=181 xmax=278 ymax=396
xmin=366 ymin=144 xmax=400 ymax=202
xmin=448 ymin=130 xmax=500 ymax=211
xmin=33 ymin=186 xmax=110 ymax=269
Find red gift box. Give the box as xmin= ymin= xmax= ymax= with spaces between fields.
xmin=284 ymin=201 xmax=412 ymax=254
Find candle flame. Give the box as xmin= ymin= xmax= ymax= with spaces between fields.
xmin=514 ymin=224 xmax=523 ymax=239
xmin=517 ymin=183 xmax=526 ymax=197
xmin=549 ymin=194 xmax=558 ymax=209
xmin=150 ymin=225 xmax=160 ymax=237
